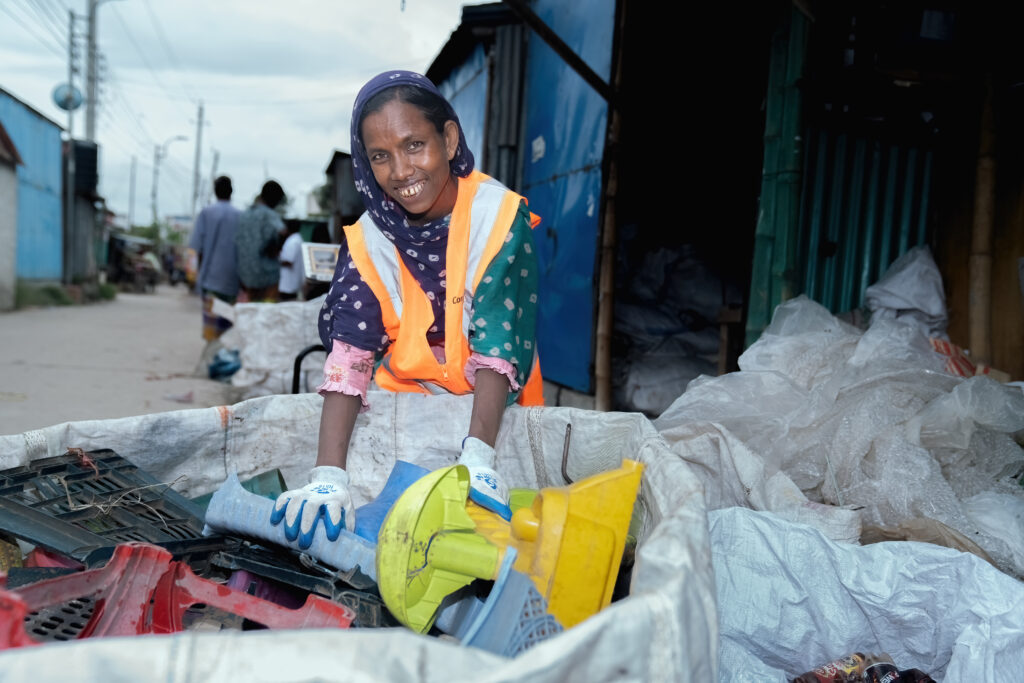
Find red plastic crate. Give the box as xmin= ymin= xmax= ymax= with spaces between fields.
xmin=0 ymin=542 xmax=355 ymax=648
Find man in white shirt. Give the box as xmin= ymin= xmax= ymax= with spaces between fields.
xmin=277 ymin=222 xmax=304 ymax=301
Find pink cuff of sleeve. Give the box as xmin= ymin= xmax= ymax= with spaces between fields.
xmin=317 ymin=340 xmax=374 ymax=411
xmin=464 ymin=353 xmax=521 ymax=392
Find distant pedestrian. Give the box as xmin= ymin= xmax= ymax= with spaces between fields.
xmin=277 ymin=221 xmax=304 ymax=302
xmin=188 ymin=175 xmax=240 ymax=340
xmin=236 ymin=180 xmax=286 ymax=302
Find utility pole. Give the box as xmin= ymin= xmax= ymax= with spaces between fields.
xmin=85 ymin=0 xmax=121 ymax=141
xmin=191 ymin=101 xmax=204 ymax=219
xmin=201 ymin=149 xmax=219 ymax=207
xmin=66 ymin=10 xmax=77 ymax=140
xmin=85 ymin=0 xmax=98 ymax=141
xmin=128 ymin=155 xmax=136 ymax=228
xmin=64 ymin=9 xmax=78 ymax=285
xmin=151 ymin=145 xmax=160 ymax=226
xmin=151 ymin=135 xmax=188 ymax=229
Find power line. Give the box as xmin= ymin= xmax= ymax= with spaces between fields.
xmin=105 ymin=73 xmax=157 ymax=145
xmin=16 ymin=0 xmax=65 ymax=45
xmin=0 ymin=2 xmax=66 ymax=59
xmin=107 ymin=4 xmax=192 ymax=119
xmin=21 ymin=0 xmax=67 ymax=45
xmin=103 ymin=75 xmax=356 ymax=106
xmin=98 ymin=103 xmax=148 ymax=152
xmin=141 ymin=0 xmax=196 ymax=103
xmin=33 ymin=0 xmax=69 ymax=25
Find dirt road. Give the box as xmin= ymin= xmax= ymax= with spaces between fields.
xmin=0 ymin=284 xmax=235 ymax=435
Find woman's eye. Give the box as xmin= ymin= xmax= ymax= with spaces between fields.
xmin=370 ymin=152 xmax=387 ymax=163
xmin=408 ymin=141 xmax=423 ymax=151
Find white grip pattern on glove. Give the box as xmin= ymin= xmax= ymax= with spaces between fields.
xmin=270 ymin=465 xmax=355 ymax=548
xmin=458 ymin=437 xmax=511 ymax=520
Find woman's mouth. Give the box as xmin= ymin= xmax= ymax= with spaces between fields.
xmin=396 ymin=180 xmax=425 ymax=199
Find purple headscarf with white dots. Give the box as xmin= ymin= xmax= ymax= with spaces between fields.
xmin=319 ymin=71 xmax=473 ymax=353
xmin=350 ymin=70 xmax=474 ymax=235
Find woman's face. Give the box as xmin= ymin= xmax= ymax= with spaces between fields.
xmin=361 ymin=98 xmax=460 ymax=224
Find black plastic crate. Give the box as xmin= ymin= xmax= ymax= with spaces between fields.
xmin=0 ymin=449 xmax=209 ymax=562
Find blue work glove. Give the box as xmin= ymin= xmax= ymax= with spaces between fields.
xmin=458 ymin=437 xmax=511 ymax=521
xmin=270 ymin=465 xmax=355 ymax=549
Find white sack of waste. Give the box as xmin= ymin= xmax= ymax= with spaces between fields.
xmin=0 ymin=391 xmax=718 ymax=682
xmin=712 ymin=507 xmax=1024 ymax=682
xmin=655 ymin=294 xmax=1024 ymax=580
xmin=864 ymin=244 xmax=949 ymax=338
xmin=219 ymin=296 xmax=327 ymax=399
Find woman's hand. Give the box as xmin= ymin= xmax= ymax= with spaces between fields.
xmin=270 ymin=465 xmax=355 ymax=548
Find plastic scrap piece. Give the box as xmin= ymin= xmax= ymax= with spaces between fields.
xmin=509 ymin=459 xmax=643 ymax=628
xmin=465 ymin=460 xmax=644 ymax=629
xmin=203 ymin=472 xmax=378 ymax=583
xmin=149 ymin=551 xmax=355 ymax=633
xmin=0 ymin=542 xmax=355 ymax=649
xmin=458 ymin=548 xmax=563 ymax=658
xmin=377 ymin=465 xmax=501 ymax=634
xmin=380 ymin=461 xmax=644 ymax=635
xmin=354 ymin=460 xmax=430 ymax=542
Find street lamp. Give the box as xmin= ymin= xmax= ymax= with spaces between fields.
xmin=151 ymin=134 xmax=187 ymax=228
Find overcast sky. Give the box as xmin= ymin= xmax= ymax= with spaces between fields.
xmin=0 ymin=0 xmax=486 ymax=223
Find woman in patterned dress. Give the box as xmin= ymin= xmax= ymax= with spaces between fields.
xmin=270 ymin=71 xmax=541 ymax=547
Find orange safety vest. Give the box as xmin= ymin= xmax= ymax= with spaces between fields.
xmin=343 ymin=170 xmax=544 ymax=406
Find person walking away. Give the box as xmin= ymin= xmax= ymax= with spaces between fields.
xmin=270 ymin=70 xmax=543 ymax=548
xmin=236 ymin=180 xmax=286 ymax=302
xmin=277 ymin=221 xmax=304 ymax=302
xmin=188 ymin=175 xmax=241 ymax=340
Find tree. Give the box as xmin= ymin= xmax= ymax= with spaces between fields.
xmin=312 ymin=182 xmax=334 ymax=216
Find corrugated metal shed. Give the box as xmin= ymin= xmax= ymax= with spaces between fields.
xmin=438 ymin=43 xmax=488 ymax=168
xmin=520 ymin=0 xmax=615 ymax=393
xmin=797 ymin=129 xmax=932 ymax=313
xmin=0 ymin=87 xmax=64 ymax=281
xmin=426 ymin=3 xmax=527 ymax=190
xmin=0 ymin=121 xmax=19 ymax=310
xmin=427 ymin=2 xmax=617 ymax=393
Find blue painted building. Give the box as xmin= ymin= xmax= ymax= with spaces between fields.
xmin=0 ymin=87 xmax=64 ymax=282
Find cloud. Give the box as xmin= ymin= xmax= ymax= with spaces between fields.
xmin=0 ymin=0 xmax=486 ymax=221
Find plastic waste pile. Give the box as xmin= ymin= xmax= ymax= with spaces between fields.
xmin=0 ymin=394 xmax=709 ymax=681
xmin=204 ymin=456 xmax=644 ymax=657
xmin=0 ymin=449 xmax=360 ymax=646
xmin=791 ymin=651 xmax=935 ymax=682
xmin=656 ymin=245 xmax=1024 ymax=680
xmin=0 ymin=437 xmax=645 ymax=663
xmin=656 ymin=248 xmax=1024 ymax=578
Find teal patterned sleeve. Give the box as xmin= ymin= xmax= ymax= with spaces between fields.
xmin=468 ymin=200 xmax=539 ymax=401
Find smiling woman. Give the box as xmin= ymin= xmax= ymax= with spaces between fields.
xmin=359 ymin=90 xmax=460 ymax=223
xmin=269 ymin=70 xmax=544 ymax=548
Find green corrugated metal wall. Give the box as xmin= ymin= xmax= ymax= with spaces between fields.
xmin=745 ymin=6 xmax=809 ymax=347
xmin=745 ymin=5 xmax=934 ymax=346
xmin=798 ymin=130 xmax=933 ymax=313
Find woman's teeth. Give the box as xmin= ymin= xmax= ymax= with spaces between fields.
xmin=398 ymin=181 xmax=424 ymax=199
